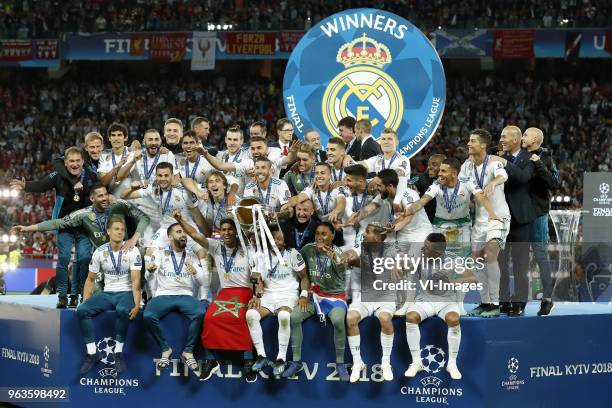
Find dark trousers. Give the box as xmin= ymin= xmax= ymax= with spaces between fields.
xmin=499 ymin=221 xmax=532 ymax=304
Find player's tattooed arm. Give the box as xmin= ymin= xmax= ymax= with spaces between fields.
xmin=405 ymin=195 xmax=432 ymax=216
xmin=344 ymin=201 xmax=380 ymax=226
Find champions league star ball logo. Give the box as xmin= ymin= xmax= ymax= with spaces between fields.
xmin=599 ymin=183 xmax=609 ymax=196
xmin=283 ymin=8 xmax=446 ymax=158
xmin=97 ymin=337 xmax=117 ymax=366
xmin=507 ymin=357 xmax=519 ymax=374
xmin=420 ymin=344 xmax=446 ymax=374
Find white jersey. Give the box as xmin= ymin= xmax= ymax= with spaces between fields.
xmin=149 ymin=245 xmax=208 ymax=297
xmin=207 ymin=239 xmax=251 ymax=289
xmin=243 ymin=178 xmax=291 ymax=211
xmin=199 ymin=195 xmax=240 ymax=232
xmin=89 ymin=243 xmax=141 ymax=292
xmin=175 ymin=154 xmax=216 ymax=185
xmin=98 ymin=147 xmax=133 ymax=196
xmin=139 ymin=184 xmax=198 ymax=228
xmin=375 ymin=189 xmax=432 ymax=242
xmin=330 ymin=165 xmax=345 ymax=183
xmin=425 ymin=179 xmax=480 ymax=220
xmin=364 ymin=153 xmax=411 ymax=177
xmin=342 ymin=189 xmax=381 ymax=249
xmin=302 ymin=185 xmax=347 ymax=219
xmin=216 ymin=148 xmax=251 ymax=194
xmin=263 ymin=248 xmax=305 ymax=294
xmin=460 ymin=158 xmax=510 ymax=223
xmin=416 ymin=251 xmax=462 ymax=303
xmin=130 ymin=150 xmax=176 ymax=183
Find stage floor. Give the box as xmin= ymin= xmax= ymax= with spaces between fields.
xmin=1 ymin=294 xmax=611 ymax=316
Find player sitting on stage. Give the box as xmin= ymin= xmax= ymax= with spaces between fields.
xmin=143 ymin=223 xmax=208 ymax=376
xmin=247 ymin=225 xmax=310 ymax=378
xmin=404 ymin=233 xmax=477 ymax=380
xmin=341 ymin=223 xmax=396 ymax=383
xmin=76 ymin=216 xmax=142 ymax=375
xmin=283 ymin=222 xmax=350 ymax=381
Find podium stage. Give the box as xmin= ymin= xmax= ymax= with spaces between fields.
xmin=1 ymin=295 xmax=612 ymax=408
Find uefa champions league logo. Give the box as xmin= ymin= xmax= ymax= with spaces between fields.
xmin=97 ymin=337 xmax=117 ymax=366
xmin=599 ymin=183 xmax=609 ymax=196
xmin=420 ymin=344 xmax=447 ymax=374
xmin=43 ymin=346 xmax=49 ymax=362
xmin=593 ymin=182 xmax=612 ymax=206
xmin=507 ymin=357 xmax=519 ymax=374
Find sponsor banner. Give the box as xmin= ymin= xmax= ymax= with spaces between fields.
xmin=279 ymin=31 xmax=304 ymax=53
xmin=434 ymin=29 xmax=492 ymax=57
xmin=0 ymin=40 xmax=33 ymax=61
xmin=283 ymin=8 xmax=446 ymax=158
xmin=191 ymin=31 xmax=216 ymax=71
xmin=225 ymin=32 xmax=276 ymax=55
xmin=149 ymin=32 xmax=188 ymax=62
xmin=34 ymin=39 xmax=59 ymax=59
xmin=493 ymin=30 xmax=534 ymax=59
xmin=578 ymin=30 xmax=612 ymax=58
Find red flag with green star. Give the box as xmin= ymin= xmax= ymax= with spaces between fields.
xmin=202 ymin=287 xmax=253 ymax=350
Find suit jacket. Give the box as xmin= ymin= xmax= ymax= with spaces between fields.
xmin=359 ymin=135 xmax=382 ymax=161
xmin=345 ymin=137 xmax=361 ymax=161
xmin=315 ymin=149 xmax=327 ymax=163
xmin=503 ymin=148 xmax=537 ymax=225
xmin=280 ymin=217 xmax=318 ymax=250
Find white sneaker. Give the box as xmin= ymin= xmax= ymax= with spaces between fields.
xmin=381 ymin=363 xmax=394 ymax=381
xmin=350 ymin=361 xmax=365 ymax=383
xmin=404 ymin=363 xmax=423 ymax=378
xmin=446 ymin=362 xmax=462 ymax=380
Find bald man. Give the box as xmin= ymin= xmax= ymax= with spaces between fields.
xmin=523 ymin=127 xmax=559 ymax=316
xmin=492 ymin=125 xmax=536 ymax=317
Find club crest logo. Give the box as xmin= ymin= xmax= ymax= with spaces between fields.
xmin=283 ymin=8 xmax=446 ymax=158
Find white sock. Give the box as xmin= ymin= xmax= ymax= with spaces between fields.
xmin=380 ymin=332 xmax=394 ymax=366
xmin=246 ymin=309 xmax=266 ymax=357
xmin=405 ymin=323 xmax=421 ymax=364
xmin=487 ymin=261 xmax=501 ymax=305
xmin=347 ymin=335 xmax=362 ymax=364
xmin=114 ymin=341 xmax=123 ymax=353
xmin=86 ymin=342 xmax=96 ymax=355
xmin=447 ymin=325 xmax=461 ymax=364
xmin=276 ymin=310 xmax=291 ymax=361
xmin=475 ymin=261 xmax=490 ymax=304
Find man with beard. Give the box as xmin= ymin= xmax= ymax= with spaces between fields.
xmin=415 ymin=154 xmax=446 ymax=222
xmin=283 ymin=222 xmax=349 ymax=381
xmin=77 ymin=216 xmax=141 ymax=375
xmin=98 ymin=123 xmax=132 ymax=196
xmin=11 ymin=183 xmax=150 ymax=303
xmin=191 ymin=117 xmax=218 ymax=156
xmin=280 ymin=162 xmax=346 ymax=224
xmin=247 ymin=225 xmax=310 ymax=378
xmin=197 ymin=171 xmax=238 ymax=236
xmin=280 ymin=199 xmax=318 ymax=250
xmin=11 ymin=147 xmax=98 ymax=308
xmin=120 ymin=162 xmax=204 ymax=256
xmin=283 ymin=144 xmax=316 ymax=196
xmin=357 ymin=128 xmax=410 ymax=178
xmin=143 ymin=223 xmax=208 ymax=376
xmin=163 ymin=118 xmax=184 ymax=154
xmin=337 ymin=116 xmax=360 ymax=161
xmin=215 ymin=125 xmax=251 ymax=195
xmin=243 ymin=157 xmax=291 ymax=214
xmin=172 ymin=212 xmax=257 ymax=382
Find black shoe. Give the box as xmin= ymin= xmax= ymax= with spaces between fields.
xmin=499 ymin=301 xmax=512 ymax=314
xmin=508 ymin=304 xmax=525 ymax=317
xmin=537 ymin=300 xmax=554 ymax=316
xmin=68 ymin=295 xmax=78 ymax=309
xmin=79 ymin=353 xmax=101 ymax=374
xmin=114 ymin=352 xmax=126 ymax=374
xmin=56 ymin=294 xmax=68 ymax=309
xmin=245 ymin=361 xmax=258 ymax=383
xmin=199 ymin=359 xmax=220 ymax=381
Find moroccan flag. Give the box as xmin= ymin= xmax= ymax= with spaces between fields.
xmin=202 ymin=287 xmax=253 ymax=350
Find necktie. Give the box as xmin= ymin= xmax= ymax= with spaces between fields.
xmin=283 ymin=145 xmax=289 ymax=156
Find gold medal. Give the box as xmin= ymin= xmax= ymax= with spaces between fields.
xmin=103 ymin=251 xmax=109 ymax=257
xmin=224 ymin=273 xmax=230 ymax=281
xmin=73 ymin=194 xmax=80 ymax=202
xmin=101 ymin=234 xmax=108 ymax=241
xmin=164 ymin=250 xmax=170 ymax=256
xmin=175 ymin=275 xmax=182 ymax=281
xmin=180 ymin=159 xmax=186 ymax=166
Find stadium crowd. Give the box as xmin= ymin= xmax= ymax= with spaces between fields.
xmin=0 ymin=0 xmax=609 ymax=39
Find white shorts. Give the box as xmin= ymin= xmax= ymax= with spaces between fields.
xmin=406 ymin=301 xmax=461 ymax=320
xmin=261 ymin=291 xmax=298 ymax=313
xmin=471 ymin=218 xmax=511 ymax=251
xmin=348 ymin=301 xmax=396 ymax=320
